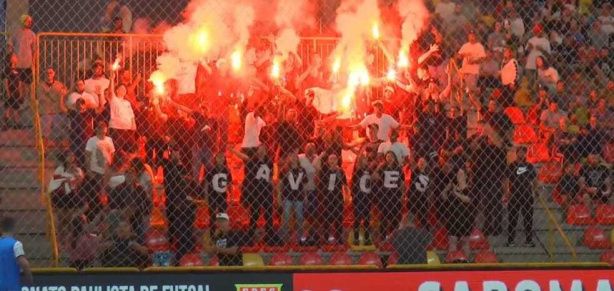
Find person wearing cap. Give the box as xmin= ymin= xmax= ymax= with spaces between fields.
xmin=525 ymin=24 xmax=551 ymax=90
xmin=350 ymin=100 xmax=400 ymax=142
xmin=458 ymin=29 xmax=487 ymax=101
xmin=206 ymin=213 xmax=243 ymax=266
xmin=8 ymin=14 xmax=36 ymax=100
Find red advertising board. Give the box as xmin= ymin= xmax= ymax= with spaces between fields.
xmin=294 ymin=270 xmax=614 ymax=291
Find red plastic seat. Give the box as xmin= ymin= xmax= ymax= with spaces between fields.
xmin=538 ymin=162 xmax=563 ymax=184
xmin=473 ymin=250 xmax=499 ymax=263
xmin=179 ymin=253 xmax=204 ymax=267
xmin=292 ymin=245 xmax=319 ymax=252
xmin=227 ymin=203 xmax=250 ymax=230
xmin=514 ymin=125 xmax=538 ymax=144
xmin=583 ymin=226 xmax=612 ymax=249
xmin=387 ymin=252 xmax=399 ymax=265
xmin=241 ymin=245 xmax=262 ymax=253
xmin=209 ymin=256 xmax=219 ymax=266
xmin=299 ymin=252 xmax=323 ymax=265
xmin=322 ymin=243 xmax=349 ymax=252
xmin=375 ymin=241 xmax=393 ymax=252
xmin=268 ymin=253 xmax=294 ymax=266
xmin=599 ymin=250 xmax=614 ymax=266
xmin=430 ymin=228 xmax=450 ymax=250
xmin=595 ymin=204 xmax=614 ymax=225
xmin=504 ymin=106 xmax=526 ymax=125
xmin=566 ymin=204 xmax=592 ymax=225
xmin=328 ymin=252 xmax=353 ymax=265
xmin=358 ymin=252 xmax=383 ymax=268
xmin=444 ymin=250 xmax=468 ymax=263
xmin=552 ymin=187 xmax=565 ymax=205
xmin=263 ymin=245 xmax=292 ymax=253
xmin=527 ymin=143 xmax=550 ymax=164
xmin=469 ymin=228 xmax=490 ymax=250
xmin=146 ymin=228 xmax=170 ymax=252
xmin=194 ymin=205 xmax=211 ymax=229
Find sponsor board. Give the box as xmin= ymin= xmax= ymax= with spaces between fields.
xmin=23 ymin=272 xmax=291 ymax=291
xmin=293 ymin=270 xmax=614 ymax=291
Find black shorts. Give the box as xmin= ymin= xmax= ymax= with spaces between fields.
xmin=18 ymin=68 xmax=33 ymax=84
xmin=3 ymin=93 xmax=23 ymax=109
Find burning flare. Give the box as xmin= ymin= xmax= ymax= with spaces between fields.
xmin=111 ymin=55 xmax=121 ymax=71
xmin=149 ymin=71 xmax=167 ymax=95
xmin=190 ymin=28 xmax=209 ymax=55
xmin=372 ymin=22 xmax=380 ymax=40
xmin=386 ymin=67 xmax=396 ymax=81
xmin=231 ymin=50 xmax=242 ymax=71
xmin=332 ymin=57 xmax=341 ymax=74
xmin=398 ymin=49 xmax=409 ymax=68
xmin=271 ymin=59 xmax=281 ymax=79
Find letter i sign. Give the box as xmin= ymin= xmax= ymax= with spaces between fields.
xmin=235 ymin=284 xmax=283 ymax=291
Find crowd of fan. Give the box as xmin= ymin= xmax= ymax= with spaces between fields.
xmin=2 ymin=1 xmax=614 ymax=268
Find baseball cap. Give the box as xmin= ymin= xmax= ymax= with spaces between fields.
xmin=216 ymin=213 xmax=230 ymax=221
xmin=372 ymin=100 xmax=384 ymax=107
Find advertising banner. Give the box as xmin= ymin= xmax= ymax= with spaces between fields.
xmin=293 ymin=269 xmax=614 ymax=291
xmin=23 ymin=272 xmax=291 ymax=291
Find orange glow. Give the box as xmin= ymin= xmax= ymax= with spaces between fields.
xmin=372 ymin=22 xmax=380 ymax=40
xmin=149 ymin=71 xmax=166 ymax=95
xmin=190 ymin=28 xmax=209 ymax=55
xmin=231 ymin=50 xmax=242 ymax=71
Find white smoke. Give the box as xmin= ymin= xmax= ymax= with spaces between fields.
xmin=398 ymin=0 xmax=429 ymax=51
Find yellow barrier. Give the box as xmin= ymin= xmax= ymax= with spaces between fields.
xmin=82 ymin=267 xmax=141 ymax=273
xmin=537 ymin=194 xmax=578 ymax=261
xmin=386 ymin=262 xmax=610 ymax=270
xmin=32 ymin=268 xmax=78 ymax=274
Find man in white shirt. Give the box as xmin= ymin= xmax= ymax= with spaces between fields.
xmin=66 ymin=80 xmax=101 ymax=110
xmin=84 ymin=121 xmax=115 ymax=219
xmin=352 ymin=101 xmax=400 ymax=142
xmin=85 ymin=62 xmax=111 ymax=108
xmin=108 ymin=71 xmax=137 ymax=153
xmin=599 ymin=4 xmax=614 ymax=35
xmin=507 ymin=10 xmax=525 ymax=39
xmin=8 ymin=15 xmax=37 ymax=99
xmin=378 ymin=129 xmax=410 ymax=166
xmin=525 ymin=24 xmax=551 ymax=89
xmin=241 ymin=108 xmax=266 ymax=157
xmin=458 ymin=30 xmax=486 ymax=100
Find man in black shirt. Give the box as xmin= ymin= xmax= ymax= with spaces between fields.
xmin=391 ymin=214 xmax=433 ymax=264
xmin=68 ymin=98 xmax=97 ymax=167
xmin=191 ymin=106 xmax=217 ymax=181
xmin=473 ymin=137 xmax=507 ymax=236
xmin=108 ymin=168 xmax=152 ymax=244
xmin=505 ymin=147 xmax=537 ymax=247
xmin=277 ymin=109 xmax=303 ymax=160
xmin=579 ymin=154 xmax=612 ymax=204
xmin=207 ymin=213 xmax=243 ymax=266
xmin=319 ymin=154 xmax=349 ymax=244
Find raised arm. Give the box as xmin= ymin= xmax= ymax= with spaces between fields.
xmin=228 ymin=146 xmax=250 ymax=162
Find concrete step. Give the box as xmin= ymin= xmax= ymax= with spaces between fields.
xmin=3 ymin=208 xmax=49 ymax=233
xmin=0 ymin=189 xmax=45 ymax=211
xmin=0 ymin=167 xmax=50 ymax=189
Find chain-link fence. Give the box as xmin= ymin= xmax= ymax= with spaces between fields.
xmin=1 ymin=0 xmax=614 ymax=269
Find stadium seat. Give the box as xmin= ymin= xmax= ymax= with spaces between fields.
xmin=527 ymin=143 xmax=550 ymax=164
xmin=358 ymin=252 xmax=383 ymax=268
xmin=227 ymin=203 xmax=250 ymax=230
xmin=430 ymin=227 xmax=450 ymax=250
xmin=268 ymin=253 xmax=294 ymax=266
xmin=209 ymin=256 xmax=219 ymax=266
xmin=504 ymin=106 xmax=525 ymax=125
xmin=538 ymin=162 xmax=563 ymax=184
xmin=427 ymin=251 xmax=441 ymax=264
xmin=599 ymin=250 xmax=614 ymax=266
xmin=300 ymin=252 xmax=324 ymax=265
xmin=179 ymin=253 xmax=204 ymax=267
xmin=583 ymin=227 xmax=612 ymax=249
xmin=469 ymin=228 xmax=490 ymax=250
xmin=595 ymin=204 xmax=614 ymax=225
xmin=375 ymin=241 xmax=393 ymax=252
xmin=263 ymin=245 xmax=292 ymax=253
xmin=194 ymin=205 xmax=211 ymax=229
xmin=242 ymin=245 xmax=262 ymax=253
xmin=328 ymin=252 xmax=353 ymax=265
xmin=242 ymin=253 xmax=265 ymax=267
xmin=146 ymin=228 xmax=170 ymax=252
xmin=473 ymin=250 xmax=499 ymax=264
xmin=566 ymin=204 xmax=592 ymax=225
xmin=444 ymin=250 xmax=468 ymax=263
xmin=149 ymin=207 xmax=168 ymax=228
xmin=552 ymin=187 xmax=565 ymax=205
xmin=513 ymin=124 xmax=538 ymax=144
xmin=387 ymin=252 xmax=399 ymax=266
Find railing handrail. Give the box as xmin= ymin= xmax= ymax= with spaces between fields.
xmin=536 ymin=193 xmax=578 ymax=261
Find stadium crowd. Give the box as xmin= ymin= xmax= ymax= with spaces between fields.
xmin=2 ymin=0 xmax=614 ymax=268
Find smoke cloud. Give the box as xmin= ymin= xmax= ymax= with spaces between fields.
xmin=398 ymin=0 xmax=429 ymax=52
